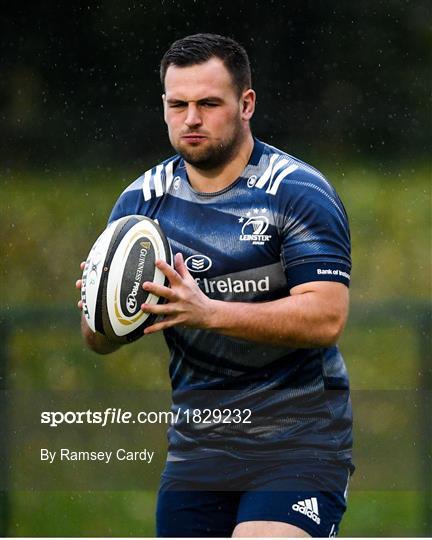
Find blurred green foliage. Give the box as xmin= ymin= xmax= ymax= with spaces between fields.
xmin=10 ymin=491 xmax=156 ymax=536
xmin=0 ymin=163 xmax=430 ymax=536
xmin=6 ymin=491 xmax=427 ymax=536
xmin=1 ymin=161 xmax=429 ymax=308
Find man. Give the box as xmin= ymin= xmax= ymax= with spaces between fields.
xmin=77 ymin=33 xmax=353 ymax=537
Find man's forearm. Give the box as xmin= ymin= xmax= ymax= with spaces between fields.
xmin=207 ymin=287 xmax=348 ymax=348
xmin=80 ymin=314 xmax=121 ymax=355
xmin=140 ymin=257 xmax=349 ymax=343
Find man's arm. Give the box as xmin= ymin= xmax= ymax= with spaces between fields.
xmin=80 ymin=314 xmax=121 ymax=354
xmin=141 ymin=253 xmax=349 ymax=348
xmin=207 ymin=281 xmax=348 ymax=348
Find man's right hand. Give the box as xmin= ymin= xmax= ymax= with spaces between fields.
xmin=76 ymin=261 xmax=86 ymax=310
xmin=76 ymin=261 xmax=121 ymax=355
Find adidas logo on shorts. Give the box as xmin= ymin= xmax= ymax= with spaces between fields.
xmin=292 ymin=497 xmax=321 ymax=524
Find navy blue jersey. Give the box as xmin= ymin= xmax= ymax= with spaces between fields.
xmin=109 ymin=139 xmax=353 ymax=467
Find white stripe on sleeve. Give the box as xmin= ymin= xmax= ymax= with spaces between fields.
xmin=255 ymin=153 xmax=279 ymax=189
xmin=165 ymin=160 xmax=174 ymax=192
xmin=267 ymin=163 xmax=298 ymax=195
xmin=154 ymin=164 xmax=164 ymax=197
xmin=142 ymin=169 xmax=152 ymax=201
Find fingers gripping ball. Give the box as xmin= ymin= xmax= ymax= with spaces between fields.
xmin=81 ymin=215 xmax=172 ymax=343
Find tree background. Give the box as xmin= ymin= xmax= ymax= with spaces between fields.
xmin=2 ymin=0 xmax=429 ymax=168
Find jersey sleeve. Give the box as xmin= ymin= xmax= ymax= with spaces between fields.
xmin=107 ymin=176 xmax=146 ymax=225
xmin=107 ymin=156 xmax=179 ymax=225
xmin=279 ymin=170 xmax=351 ymax=290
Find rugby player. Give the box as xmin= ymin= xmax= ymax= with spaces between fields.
xmin=77 ymin=33 xmax=353 ymax=537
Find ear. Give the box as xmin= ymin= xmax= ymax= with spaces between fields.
xmin=241 ymin=89 xmax=256 ymax=121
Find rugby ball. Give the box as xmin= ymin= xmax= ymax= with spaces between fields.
xmin=81 ymin=215 xmax=172 ymax=343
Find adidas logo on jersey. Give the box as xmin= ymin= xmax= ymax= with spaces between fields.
xmin=292 ymin=497 xmax=321 ymax=524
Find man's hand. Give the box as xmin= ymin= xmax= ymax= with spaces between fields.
xmin=75 ymin=261 xmax=121 ymax=355
xmin=141 ymin=253 xmax=349 ymax=348
xmin=75 ymin=261 xmax=86 ymax=310
xmin=141 ymin=252 xmax=215 ymax=335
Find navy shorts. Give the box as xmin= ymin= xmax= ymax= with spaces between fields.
xmin=156 ymin=456 xmax=351 ymax=537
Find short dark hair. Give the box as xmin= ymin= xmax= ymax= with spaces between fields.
xmin=160 ymin=33 xmax=251 ymax=96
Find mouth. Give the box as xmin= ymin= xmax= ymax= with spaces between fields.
xmin=181 ymin=134 xmax=207 ymax=143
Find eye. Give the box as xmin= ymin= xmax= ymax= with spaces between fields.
xmin=169 ymin=102 xmax=186 ymax=108
xmin=201 ymin=101 xmax=218 ymax=107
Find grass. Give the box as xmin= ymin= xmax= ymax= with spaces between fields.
xmin=9 ymin=491 xmax=156 ymax=536
xmin=9 ymin=490 xmax=427 ymax=536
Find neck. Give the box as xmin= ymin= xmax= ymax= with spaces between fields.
xmin=185 ymin=132 xmax=254 ymax=193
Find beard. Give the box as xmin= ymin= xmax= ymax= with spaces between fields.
xmin=171 ymin=122 xmax=244 ymax=171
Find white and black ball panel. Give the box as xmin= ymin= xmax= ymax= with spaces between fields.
xmin=81 ymin=220 xmax=118 ymax=333
xmin=105 ymin=219 xmax=171 ymax=341
xmin=81 ymin=215 xmax=172 ymax=344
xmin=93 ymin=216 xmax=140 ymax=335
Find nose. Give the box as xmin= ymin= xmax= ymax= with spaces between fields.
xmin=184 ymin=103 xmax=202 ymax=128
